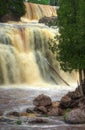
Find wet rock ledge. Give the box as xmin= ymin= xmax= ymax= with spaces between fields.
xmin=0 ymin=88 xmax=85 ymax=130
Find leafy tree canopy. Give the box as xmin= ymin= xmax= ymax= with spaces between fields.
xmin=27 ymin=0 xmax=59 ymax=5
xmin=26 ymin=0 xmax=50 ymax=5
xmin=49 ymin=0 xmax=85 ymax=95
xmin=50 ymin=0 xmax=85 ymax=72
xmin=0 ymin=0 xmax=26 ymax=21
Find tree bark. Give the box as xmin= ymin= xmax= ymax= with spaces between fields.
xmin=83 ymin=69 xmax=85 ymax=82
xmin=79 ymin=69 xmax=83 ymax=96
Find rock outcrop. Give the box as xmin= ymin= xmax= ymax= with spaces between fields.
xmin=33 ymin=94 xmax=62 ymax=116
xmin=39 ymin=16 xmax=57 ymax=26
xmin=65 ymin=109 xmax=85 ymax=124
xmin=33 ymin=94 xmax=52 ymax=107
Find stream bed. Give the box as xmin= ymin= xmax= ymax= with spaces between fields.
xmin=0 ymin=85 xmax=85 ymax=130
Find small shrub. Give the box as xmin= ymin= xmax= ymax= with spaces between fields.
xmin=16 ymin=120 xmax=22 ymax=125
xmin=65 ymin=108 xmax=71 ymax=113
xmin=63 ymin=108 xmax=71 ymax=120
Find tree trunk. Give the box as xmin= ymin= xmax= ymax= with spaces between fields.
xmin=83 ymin=69 xmax=85 ymax=82
xmin=79 ymin=69 xmax=83 ymax=96
xmin=82 ymin=69 xmax=85 ymax=95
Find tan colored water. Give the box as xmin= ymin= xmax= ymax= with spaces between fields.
xmin=21 ymin=2 xmax=57 ymax=22
xmin=0 ymin=4 xmax=79 ymax=130
xmin=0 ymin=3 xmax=77 ymax=88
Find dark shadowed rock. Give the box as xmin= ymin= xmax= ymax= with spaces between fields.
xmin=26 ymin=108 xmax=34 ymax=113
xmin=1 ymin=12 xmax=19 ymax=22
xmin=67 ymin=88 xmax=81 ymax=100
xmin=7 ymin=111 xmax=20 ymax=117
xmin=60 ymin=95 xmax=71 ymax=108
xmin=78 ymin=97 xmax=85 ymax=109
xmin=46 ymin=101 xmax=63 ymax=116
xmin=39 ymin=16 xmax=57 ymax=26
xmin=48 ymin=107 xmax=59 ymax=116
xmin=65 ymin=108 xmax=85 ymax=124
xmin=48 ymin=106 xmax=63 ymax=116
xmin=33 ymin=94 xmax=52 ymax=107
xmin=0 ymin=112 xmax=3 ymax=116
xmin=34 ymin=106 xmax=47 ymax=114
xmin=29 ymin=118 xmax=48 ymax=124
xmin=60 ymin=87 xmax=81 ymax=109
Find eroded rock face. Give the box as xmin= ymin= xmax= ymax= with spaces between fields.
xmin=7 ymin=111 xmax=20 ymax=117
xmin=26 ymin=108 xmax=34 ymax=113
xmin=39 ymin=16 xmax=57 ymax=26
xmin=33 ymin=94 xmax=63 ymax=116
xmin=47 ymin=102 xmax=64 ymax=116
xmin=78 ymin=97 xmax=85 ymax=109
xmin=60 ymin=95 xmax=71 ymax=108
xmin=65 ymin=109 xmax=85 ymax=124
xmin=60 ymin=88 xmax=81 ymax=109
xmin=33 ymin=94 xmax=52 ymax=107
xmin=48 ymin=107 xmax=60 ymax=116
xmin=29 ymin=118 xmax=48 ymax=124
xmin=1 ymin=12 xmax=19 ymax=22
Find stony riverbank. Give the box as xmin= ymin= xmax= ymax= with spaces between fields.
xmin=0 ymin=86 xmax=85 ymax=130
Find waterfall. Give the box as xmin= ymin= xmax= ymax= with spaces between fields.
xmin=0 ymin=3 xmax=77 ymax=87
xmin=21 ymin=2 xmax=57 ymax=22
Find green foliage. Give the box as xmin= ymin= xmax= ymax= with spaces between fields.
xmin=44 ymin=114 xmax=48 ymax=117
xmin=27 ymin=0 xmax=50 ymax=5
xmin=63 ymin=108 xmax=71 ymax=120
xmin=48 ymin=18 xmax=57 ymax=27
xmin=27 ymin=0 xmax=59 ymax=5
xmin=16 ymin=120 xmax=22 ymax=125
xmin=48 ymin=36 xmax=58 ymax=53
xmin=63 ymin=113 xmax=68 ymax=120
xmin=0 ymin=0 xmax=26 ymax=20
xmin=77 ymin=0 xmax=85 ymax=66
xmin=8 ymin=0 xmax=26 ymax=17
xmin=49 ymin=0 xmax=85 ymax=72
xmin=57 ymin=0 xmax=79 ymax=72
xmin=65 ymin=108 xmax=71 ymax=113
xmin=0 ymin=0 xmax=8 ymax=17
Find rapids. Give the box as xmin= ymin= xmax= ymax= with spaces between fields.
xmin=0 ymin=2 xmax=79 ymax=130
xmin=0 ymin=2 xmax=77 ymax=88
xmin=0 ymin=23 xmax=77 ymax=88
xmin=21 ymin=2 xmax=57 ymax=22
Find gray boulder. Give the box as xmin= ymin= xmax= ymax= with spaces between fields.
xmin=33 ymin=94 xmax=52 ymax=106
xmin=65 ymin=109 xmax=85 ymax=124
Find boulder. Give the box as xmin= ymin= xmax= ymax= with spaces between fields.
xmin=78 ymin=97 xmax=85 ymax=109
xmin=29 ymin=118 xmax=47 ymax=124
xmin=7 ymin=111 xmax=20 ymax=117
xmin=34 ymin=106 xmax=47 ymax=114
xmin=48 ymin=102 xmax=64 ymax=116
xmin=65 ymin=109 xmax=85 ymax=124
xmin=33 ymin=94 xmax=52 ymax=107
xmin=39 ymin=16 xmax=57 ymax=26
xmin=26 ymin=108 xmax=34 ymax=113
xmin=52 ymin=101 xmax=60 ymax=108
xmin=1 ymin=12 xmax=19 ymax=22
xmin=60 ymin=95 xmax=72 ymax=108
xmin=67 ymin=88 xmax=81 ymax=100
xmin=48 ymin=107 xmax=60 ymax=116
xmin=60 ymin=87 xmax=81 ymax=109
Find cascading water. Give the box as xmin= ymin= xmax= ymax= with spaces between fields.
xmin=21 ymin=2 xmax=57 ymax=22
xmin=0 ymin=24 xmax=57 ymax=85
xmin=0 ymin=2 xmax=77 ymax=88
xmin=0 ymin=3 xmax=78 ymax=129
